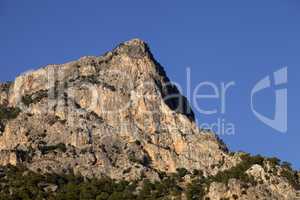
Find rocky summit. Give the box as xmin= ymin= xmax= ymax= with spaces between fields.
xmin=0 ymin=39 xmax=299 ymax=199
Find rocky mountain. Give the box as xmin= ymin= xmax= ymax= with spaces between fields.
xmin=0 ymin=39 xmax=299 ymax=199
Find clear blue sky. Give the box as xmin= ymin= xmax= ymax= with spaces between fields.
xmin=1 ymin=1 xmax=299 ymax=168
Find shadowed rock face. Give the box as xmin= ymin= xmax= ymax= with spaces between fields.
xmin=117 ymin=39 xmax=195 ymax=121
xmin=0 ymin=39 xmax=299 ymax=199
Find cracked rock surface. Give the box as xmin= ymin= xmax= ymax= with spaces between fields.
xmin=0 ymin=39 xmax=299 ymax=199
xmin=0 ymin=39 xmax=233 ymax=180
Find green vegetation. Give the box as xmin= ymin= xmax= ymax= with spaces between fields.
xmin=185 ymin=154 xmax=300 ymax=200
xmin=267 ymin=157 xmax=281 ymax=167
xmin=0 ymin=165 xmax=185 ymax=200
xmin=264 ymin=157 xmax=300 ymax=190
xmin=0 ymin=154 xmax=298 ymax=200
xmin=186 ymin=178 xmax=206 ymax=200
xmin=39 ymin=143 xmax=67 ymax=155
xmin=185 ymin=154 xmax=265 ymax=199
xmin=81 ymin=75 xmax=100 ymax=84
xmin=0 ymin=106 xmax=21 ymax=121
xmin=22 ymin=90 xmax=48 ymax=106
xmin=281 ymin=168 xmax=300 ymax=190
xmin=176 ymin=168 xmax=189 ymax=178
xmin=128 ymin=153 xmax=151 ymax=167
xmin=138 ymin=178 xmax=182 ymax=199
xmin=208 ymin=154 xmax=265 ymax=186
xmin=21 ymin=95 xmax=34 ymax=106
xmin=80 ymin=75 xmax=116 ymax=91
xmin=187 ymin=153 xmax=265 ymax=199
xmin=0 ymin=105 xmax=21 ymax=132
xmin=0 ymin=165 xmax=135 ymax=200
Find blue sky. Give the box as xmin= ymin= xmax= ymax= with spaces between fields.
xmin=1 ymin=1 xmax=299 ymax=168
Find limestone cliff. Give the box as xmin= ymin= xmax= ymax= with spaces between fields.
xmin=0 ymin=39 xmax=299 ymax=199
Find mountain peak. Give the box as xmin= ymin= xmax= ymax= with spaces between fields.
xmin=0 ymin=39 xmax=227 ymax=179
xmin=0 ymin=40 xmax=299 ymax=199
xmin=112 ymin=38 xmax=150 ymax=59
xmin=123 ymin=38 xmax=147 ymax=47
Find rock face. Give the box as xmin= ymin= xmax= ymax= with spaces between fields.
xmin=0 ymin=39 xmax=299 ymax=199
xmin=206 ymin=162 xmax=300 ymax=200
xmin=0 ymin=39 xmax=232 ymax=178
